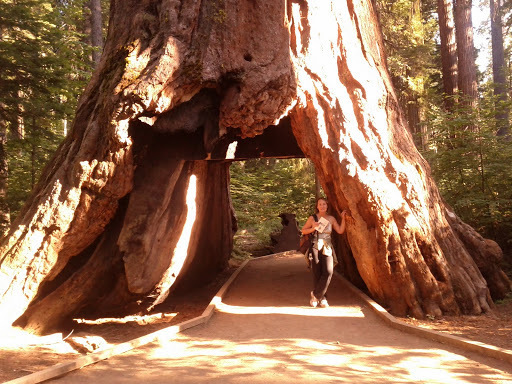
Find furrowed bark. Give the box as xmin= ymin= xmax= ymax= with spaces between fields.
xmin=288 ymin=0 xmax=508 ymax=317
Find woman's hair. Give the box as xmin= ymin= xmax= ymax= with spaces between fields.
xmin=315 ymin=197 xmax=329 ymax=213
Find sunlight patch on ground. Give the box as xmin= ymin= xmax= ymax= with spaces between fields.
xmin=214 ymin=302 xmax=365 ymax=318
xmin=144 ymin=335 xmax=494 ymax=383
xmin=396 ymin=355 xmax=462 ymax=383
xmin=0 ymin=327 xmax=77 ymax=353
xmin=394 ymin=350 xmax=509 ymax=384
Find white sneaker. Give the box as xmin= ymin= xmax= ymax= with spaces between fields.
xmin=319 ymin=297 xmax=329 ymax=308
xmin=310 ymin=291 xmax=318 ymax=308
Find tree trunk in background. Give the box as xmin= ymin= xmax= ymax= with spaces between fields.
xmin=0 ymin=119 xmax=9 ymax=233
xmin=405 ymin=1 xmax=425 ymax=149
xmin=454 ymin=0 xmax=478 ymax=109
xmin=314 ymin=165 xmax=321 ymax=199
xmin=437 ymin=0 xmax=458 ymax=110
xmin=0 ymin=0 xmax=510 ymax=333
xmin=89 ymin=0 xmax=103 ymax=65
xmin=405 ymin=77 xmax=423 ymax=149
xmin=490 ymin=0 xmax=510 ymax=137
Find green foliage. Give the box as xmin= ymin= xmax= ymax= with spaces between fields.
xmin=6 ymin=120 xmax=64 ymax=216
xmin=0 ymin=0 xmax=92 ymax=120
xmin=421 ymin=90 xmax=512 ymax=250
xmin=230 ymin=159 xmax=317 ymax=249
xmin=377 ymin=0 xmax=440 ymax=130
xmin=0 ymin=0 xmax=104 ymax=220
xmin=495 ymin=292 xmax=512 ymax=305
xmin=379 ymin=0 xmax=512 ymax=254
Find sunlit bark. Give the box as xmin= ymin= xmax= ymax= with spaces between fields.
xmin=15 ymin=160 xmax=233 ymax=333
xmin=288 ymin=0 xmax=510 ymax=317
xmin=0 ymin=0 xmax=289 ymax=332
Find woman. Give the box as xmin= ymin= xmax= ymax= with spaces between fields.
xmin=301 ymin=198 xmax=347 ymax=308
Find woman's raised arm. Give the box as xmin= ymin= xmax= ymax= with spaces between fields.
xmin=331 ymin=211 xmax=347 ymax=234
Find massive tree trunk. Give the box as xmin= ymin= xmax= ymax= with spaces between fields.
xmin=1 ymin=0 xmax=510 ymax=333
xmin=437 ymin=0 xmax=458 ymax=110
xmin=288 ymin=0 xmax=509 ymax=317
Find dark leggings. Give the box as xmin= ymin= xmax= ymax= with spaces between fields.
xmin=311 ymin=250 xmax=334 ymax=301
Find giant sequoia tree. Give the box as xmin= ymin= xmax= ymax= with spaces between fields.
xmin=1 ymin=0 xmax=510 ymax=334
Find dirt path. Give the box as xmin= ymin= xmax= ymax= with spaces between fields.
xmin=50 ymin=254 xmax=512 ymax=383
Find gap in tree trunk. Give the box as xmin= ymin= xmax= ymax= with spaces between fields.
xmin=229 ymin=157 xmax=365 ymax=291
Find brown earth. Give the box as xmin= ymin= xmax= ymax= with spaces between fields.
xmin=0 ymin=254 xmax=511 ymax=383
xmin=400 ymin=297 xmax=512 ymax=351
xmin=400 ymin=258 xmax=512 ymax=352
xmin=0 ymin=263 xmax=241 ymax=383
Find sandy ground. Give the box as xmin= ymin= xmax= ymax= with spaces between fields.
xmin=46 ymin=254 xmax=512 ymax=384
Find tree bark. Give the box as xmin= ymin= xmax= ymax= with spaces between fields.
xmin=0 ymin=0 xmax=292 ymax=331
xmin=437 ymin=0 xmax=458 ymax=110
xmin=490 ymin=0 xmax=510 ymax=137
xmin=454 ymin=0 xmax=478 ymax=108
xmin=287 ymin=0 xmax=510 ymax=317
xmin=405 ymin=87 xmax=423 ymax=149
xmin=0 ymin=0 xmax=510 ymax=332
xmin=15 ymin=157 xmax=234 ymax=333
xmin=0 ymin=118 xmax=9 ymax=234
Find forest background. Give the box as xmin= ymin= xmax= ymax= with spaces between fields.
xmin=1 ymin=0 xmax=511 ymax=274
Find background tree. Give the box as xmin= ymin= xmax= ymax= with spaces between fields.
xmin=0 ymin=119 xmax=8 ymax=233
xmin=376 ymin=0 xmax=439 ymax=149
xmin=455 ymin=0 xmax=479 ymax=109
xmin=437 ymin=0 xmax=459 ymax=110
xmin=490 ymin=0 xmax=510 ymax=136
xmin=0 ymin=0 xmax=103 ymax=224
xmin=88 ymin=0 xmax=103 ymax=65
